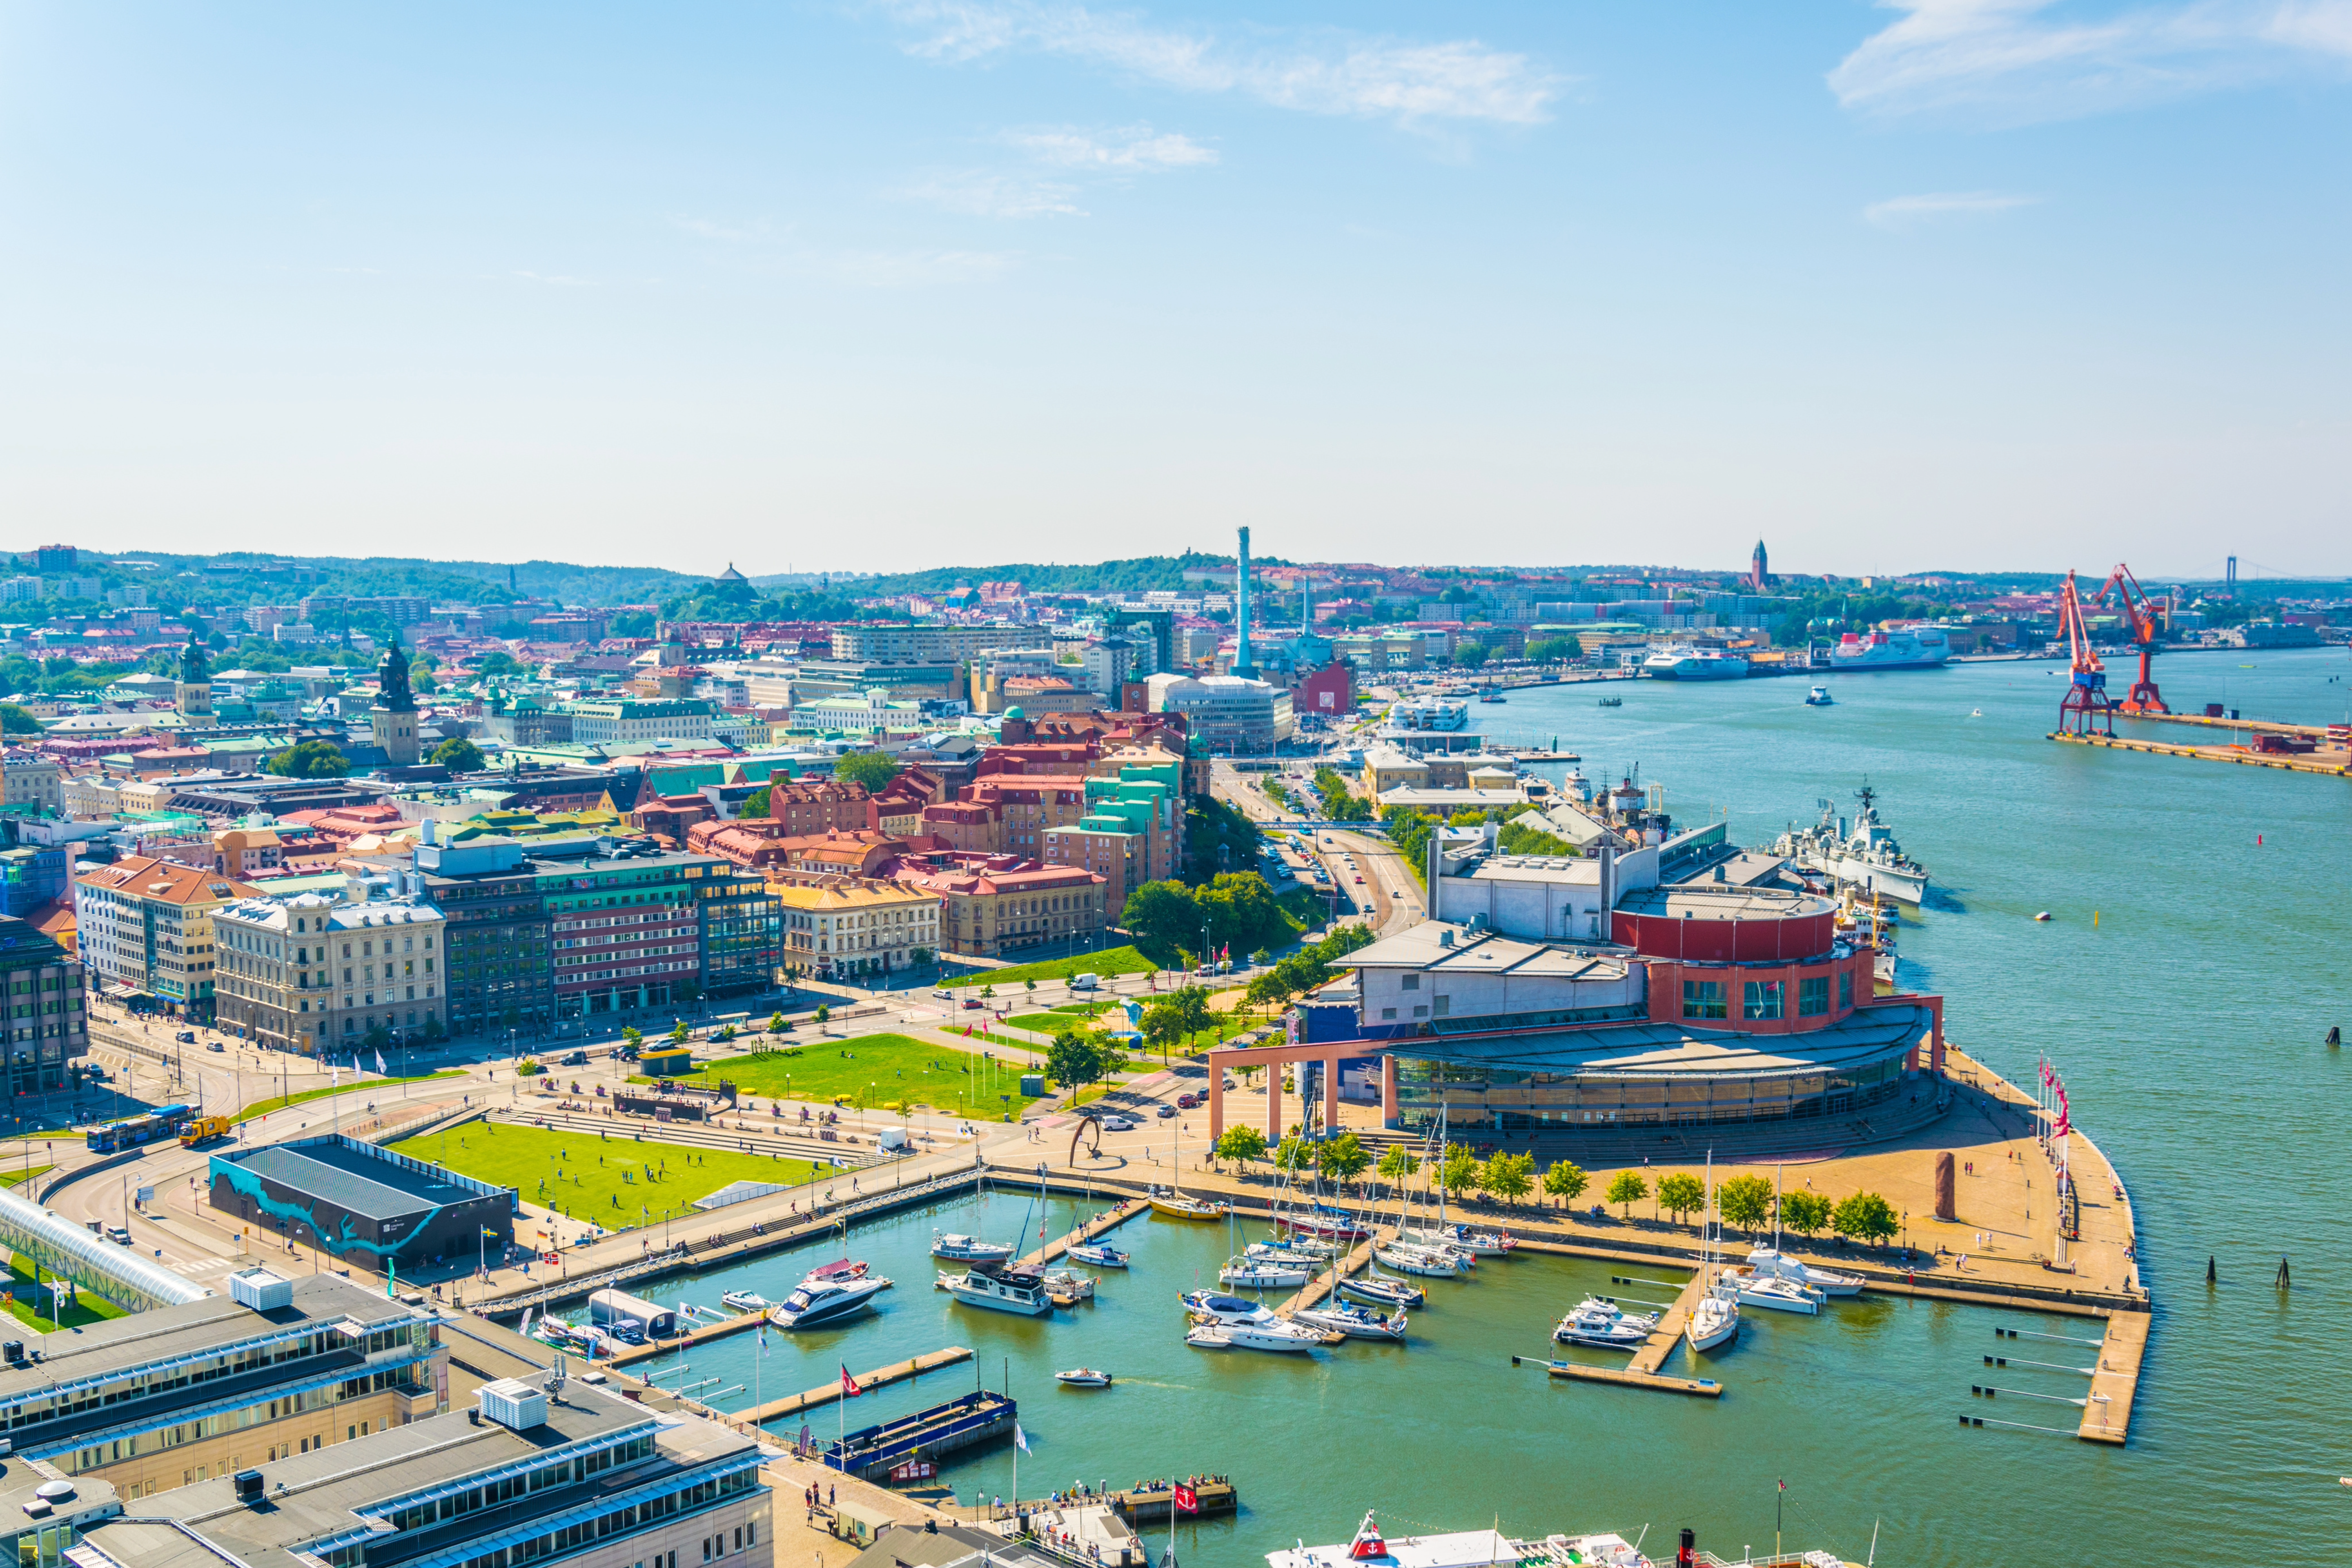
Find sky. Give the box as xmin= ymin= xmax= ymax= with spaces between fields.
xmin=2 ymin=2 xmax=2348 ymax=581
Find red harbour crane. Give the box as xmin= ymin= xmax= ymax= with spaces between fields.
xmin=2089 ymin=562 xmax=2169 ymax=714
xmin=2056 ymin=570 xmax=2114 ymax=736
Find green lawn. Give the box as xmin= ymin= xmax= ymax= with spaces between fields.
xmin=236 ymin=1071 xmax=469 ymax=1123
xmin=944 ymin=946 xmax=1160 ymax=989
xmin=0 ymin=1165 xmax=51 ymax=1190
xmin=656 ymin=1033 xmax=1046 ymax=1117
xmin=387 ymin=1122 xmax=829 ymax=1232
xmin=2 ymin=1252 xmax=127 ymax=1331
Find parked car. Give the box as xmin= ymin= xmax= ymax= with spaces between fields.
xmin=1097 ymin=1114 xmax=1139 ymax=1131
xmin=560 ymin=1050 xmax=588 ymax=1066
xmin=1176 ymin=1092 xmax=1201 ymax=1109
xmin=1155 ymin=1104 xmax=1177 ymax=1119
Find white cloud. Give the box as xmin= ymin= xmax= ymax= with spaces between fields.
xmin=1829 ymin=0 xmax=2352 ymax=123
xmin=1865 ymin=189 xmax=2042 ymax=225
xmin=873 ymin=2 xmax=1561 ymax=127
xmin=1006 ymin=126 xmax=1218 ymax=167
xmin=903 ymin=169 xmax=1088 ymax=218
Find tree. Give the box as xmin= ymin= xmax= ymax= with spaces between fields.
xmin=1376 ymin=1146 xmax=1420 ymax=1193
xmin=0 ymin=704 xmax=39 ymax=735
xmin=1604 ymin=1169 xmax=1649 ymax=1220
xmin=267 ymin=740 xmax=350 ymax=778
xmin=1214 ymin=1125 xmax=1267 ymax=1170
xmin=1453 ymin=643 xmax=1490 ymax=668
xmin=1778 ymin=1189 xmax=1833 ymax=1240
xmin=1045 ymin=1031 xmax=1116 ymax=1094
xmin=767 ymin=1011 xmax=787 ymax=1035
xmin=741 ymin=785 xmax=771 ymax=818
xmin=813 ymin=1004 xmax=831 ymax=1026
xmin=835 ymin=751 xmax=901 ymax=792
xmin=1273 ymin=1134 xmax=1317 ymax=1175
xmin=1541 ymin=1159 xmax=1589 ymax=1210
xmin=1318 ymin=1131 xmax=1370 ymax=1187
xmin=431 ymin=737 xmax=485 ymax=773
xmin=1249 ymin=947 xmax=1270 ymax=966
xmin=1141 ymin=1000 xmax=1186 ymax=1062
xmin=1831 ymin=1191 xmax=1900 ymax=1247
xmin=621 ymin=1025 xmax=642 ymax=1049
xmin=668 ymin=1020 xmax=690 ymax=1045
xmin=1438 ymin=1144 xmax=1481 ymax=1200
xmin=475 ymin=650 xmax=524 ymax=679
xmin=1656 ymin=1172 xmax=1707 ymax=1228
xmin=1171 ymin=984 xmax=1214 ymax=1046
xmin=363 ymin=1020 xmax=392 ymax=1057
xmin=1525 ymin=637 xmax=1575 ymax=664
xmin=421 ymin=1015 xmax=446 ymax=1042
xmin=1481 ymin=1151 xmax=1535 ymax=1207
xmin=1717 ymin=1173 xmax=1774 ymax=1236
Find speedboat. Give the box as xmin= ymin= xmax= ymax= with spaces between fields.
xmin=1180 ymin=1290 xmax=1280 ymax=1326
xmin=1553 ymin=1297 xmax=1658 ymax=1349
xmin=1745 ymin=1246 xmax=1864 ymax=1298
xmin=1806 ymin=684 xmax=1833 ymax=706
xmin=1722 ymin=1267 xmax=1824 ymax=1315
xmin=720 ymin=1290 xmax=769 ymax=1312
xmin=1292 ymin=1302 xmax=1408 ymax=1341
xmin=1221 ymin=1256 xmax=1312 ymax=1289
xmin=1146 ymin=1186 xmax=1228 ymax=1221
xmin=1337 ymin=1274 xmax=1425 ymax=1309
xmin=1040 ymin=1267 xmax=1095 ymax=1303
xmin=1212 ymin=1317 xmax=1326 ymax=1353
xmin=931 ymin=1232 xmax=1014 ymax=1268
xmin=1185 ymin=1325 xmax=1233 ymax=1350
xmin=772 ymin=1263 xmax=892 ymax=1329
xmin=1684 ymin=1278 xmax=1740 ymax=1353
xmin=1055 ymin=1367 xmax=1112 ymax=1387
xmin=1373 ymin=1240 xmax=1472 ymax=1277
xmin=1067 ymin=1241 xmax=1129 ymax=1268
xmin=1397 ymin=1222 xmax=1514 ymax=1258
xmin=938 ymin=1265 xmax=1054 ymax=1316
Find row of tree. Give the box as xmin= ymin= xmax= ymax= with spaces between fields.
xmin=1122 ymin=872 xmax=1299 ymax=965
xmin=1240 ymin=922 xmax=1377 ymax=1008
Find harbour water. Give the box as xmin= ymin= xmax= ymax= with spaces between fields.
xmin=649 ymin=649 xmax=2350 ymax=1566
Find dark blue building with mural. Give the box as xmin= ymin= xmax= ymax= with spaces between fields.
xmin=210 ymin=1134 xmax=515 ymax=1276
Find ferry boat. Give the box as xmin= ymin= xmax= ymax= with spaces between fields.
xmin=1268 ymin=1510 xmax=1653 ymax=1568
xmin=1828 ymin=622 xmax=1952 ymax=672
xmin=772 ymin=1260 xmax=892 ymax=1329
xmin=1770 ymin=784 xmax=1929 ymax=904
xmin=937 ymin=1264 xmax=1054 ymax=1316
xmin=1639 ymin=644 xmax=1749 ymax=681
xmin=1805 ymin=684 xmax=1833 ymax=706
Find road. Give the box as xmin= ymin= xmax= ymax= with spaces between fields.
xmin=1210 ymin=760 xmax=1424 ymax=938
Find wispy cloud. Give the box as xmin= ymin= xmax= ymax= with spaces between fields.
xmin=902 ymin=169 xmax=1088 ymax=218
xmin=1005 ymin=126 xmax=1218 ymax=167
xmin=1830 ymin=0 xmax=2352 ymax=123
xmin=1865 ymin=189 xmax=2041 ymax=225
xmin=873 ymin=2 xmax=1561 ymax=127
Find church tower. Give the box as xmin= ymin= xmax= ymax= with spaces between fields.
xmin=1749 ymin=539 xmax=1770 ymax=593
xmin=174 ymin=630 xmax=213 ymax=720
xmin=371 ymin=633 xmax=421 ymax=766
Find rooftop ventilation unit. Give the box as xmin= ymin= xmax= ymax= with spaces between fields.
xmin=477 ymin=1379 xmax=549 ymax=1431
xmin=229 ymin=1268 xmax=294 ymax=1311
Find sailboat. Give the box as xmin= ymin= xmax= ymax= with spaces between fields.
xmin=1066 ymin=1171 xmax=1130 ymax=1266
xmin=932 ymin=1170 xmax=1016 ymax=1265
xmin=1743 ymin=1161 xmax=1864 ymax=1297
xmin=1685 ymin=1152 xmax=1739 ymax=1354
xmin=1720 ymin=1162 xmax=1824 ymax=1314
xmin=1147 ymin=1098 xmax=1226 ymax=1219
xmin=1377 ymin=1113 xmax=1473 ymax=1276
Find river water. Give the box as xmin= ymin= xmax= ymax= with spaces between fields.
xmin=643 ymin=648 xmax=2352 ymax=1568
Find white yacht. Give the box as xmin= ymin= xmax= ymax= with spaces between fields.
xmin=1178 ymin=1290 xmax=1325 ymax=1351
xmin=771 ymin=1261 xmax=892 ymax=1329
xmin=1721 ymin=1266 xmax=1824 ymax=1315
xmin=1373 ymin=1240 xmax=1472 ymax=1278
xmin=1745 ymin=1246 xmax=1864 ymax=1298
xmin=1292 ymin=1302 xmax=1408 ymax=1341
xmin=1553 ymin=1297 xmax=1657 ymax=1349
xmin=1221 ymin=1256 xmax=1312 ymax=1289
xmin=1685 ymin=1273 xmax=1740 ymax=1352
xmin=938 ymin=1264 xmax=1054 ymax=1316
xmin=1641 ymin=644 xmax=1751 ymax=681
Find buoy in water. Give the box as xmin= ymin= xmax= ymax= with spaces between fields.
xmin=2034 ymin=911 xmax=2052 ymax=922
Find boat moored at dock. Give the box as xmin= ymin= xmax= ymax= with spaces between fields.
xmin=771 ymin=1259 xmax=892 ymax=1329
xmin=932 ymin=1231 xmax=1015 ymax=1268
xmin=1744 ymin=1246 xmax=1863 ymax=1297
xmin=1553 ymin=1297 xmax=1658 ymax=1348
xmin=1292 ymin=1302 xmax=1409 ymax=1341
xmin=820 ymin=1390 xmax=1016 ymax=1478
xmin=939 ymin=1264 xmax=1055 ymax=1316
xmin=1268 ymin=1510 xmax=1652 ymax=1568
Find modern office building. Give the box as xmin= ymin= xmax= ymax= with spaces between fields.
xmin=1142 ymin=673 xmax=1293 ymax=752
xmin=0 ymin=913 xmax=87 ymax=1094
xmin=210 ymin=1136 xmax=511 ymax=1275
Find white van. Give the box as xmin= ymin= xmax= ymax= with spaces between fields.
xmin=1069 ymin=973 xmax=1100 ymax=991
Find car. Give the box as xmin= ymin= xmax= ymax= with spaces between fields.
xmin=560 ymin=1050 xmax=588 ymax=1066
xmin=106 ymin=1225 xmax=131 ymax=1245
xmin=933 ymin=987 xmax=953 ymax=999
xmin=176 ymin=1031 xmax=198 ymax=1044
xmin=1096 ymin=1114 xmax=1138 ymax=1131
xmin=1354 ymin=875 xmax=1365 ymax=883
xmin=207 ymin=1041 xmax=225 ymax=1052
xmin=1155 ymin=1104 xmax=1177 ymax=1119
xmin=962 ymin=998 xmax=984 ymax=1009
xmin=1196 ymin=964 xmax=1215 ymax=976
xmin=1176 ymin=1092 xmax=1201 ymax=1109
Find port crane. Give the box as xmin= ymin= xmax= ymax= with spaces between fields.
xmin=2056 ymin=570 xmax=2114 ymax=736
xmin=2089 ymin=562 xmax=2170 ymax=714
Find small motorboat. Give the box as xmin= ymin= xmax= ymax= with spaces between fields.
xmin=1292 ymin=1303 xmax=1408 ymax=1341
xmin=1969 ymin=708 xmax=1984 ymax=717
xmin=1805 ymin=685 xmax=1833 ymax=707
xmin=1055 ymin=1367 xmax=1113 ymax=1387
xmin=1067 ymin=1241 xmax=1129 ymax=1268
xmin=1185 ymin=1325 xmax=1234 ymax=1350
xmin=1597 ymin=695 xmax=1623 ymax=707
xmin=1554 ymin=1297 xmax=1658 ymax=1349
xmin=1337 ymin=1274 xmax=1425 ymax=1309
xmin=932 ymin=1231 xmax=1016 ymax=1267
xmin=720 ymin=1290 xmax=770 ymax=1312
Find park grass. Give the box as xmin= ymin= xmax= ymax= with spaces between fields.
xmin=0 ymin=1165 xmax=51 ymax=1190
xmin=655 ymin=1033 xmax=1045 ymax=1118
xmin=947 ymin=946 xmax=1158 ymax=989
xmin=386 ymin=1122 xmax=828 ymax=1233
xmin=235 ymin=1071 xmax=469 ymax=1124
xmin=2 ymin=1251 xmax=127 ymax=1331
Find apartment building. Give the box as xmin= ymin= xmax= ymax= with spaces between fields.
xmin=891 ymin=854 xmax=1106 ymax=958
xmin=72 ymin=856 xmax=263 ymax=1020
xmin=562 ymin=700 xmax=715 ymax=744
xmin=216 ymin=893 xmax=447 ymax=1054
xmin=0 ymin=914 xmax=87 ymax=1093
xmin=772 ymin=880 xmax=940 ymax=978
xmin=762 ymin=779 xmax=874 ymax=836
xmin=829 ymin=622 xmax=1039 ymax=662
xmin=2 ymin=751 xmax=63 ymax=811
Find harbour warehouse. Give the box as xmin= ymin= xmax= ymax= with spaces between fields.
xmin=1209 ymin=830 xmax=1945 ymax=1155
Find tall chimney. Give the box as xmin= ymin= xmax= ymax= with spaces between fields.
xmin=1232 ymin=526 xmax=1257 ymax=679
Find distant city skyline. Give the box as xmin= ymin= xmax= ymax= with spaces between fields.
xmin=2 ymin=4 xmax=2346 ymax=575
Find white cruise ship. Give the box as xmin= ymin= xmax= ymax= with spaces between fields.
xmin=1639 ymin=644 xmax=1749 ymax=680
xmin=1828 ymin=623 xmax=1952 ymax=671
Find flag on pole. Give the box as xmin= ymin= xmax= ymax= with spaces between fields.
xmin=1013 ymin=1421 xmax=1030 ymax=1454
xmin=352 ymin=1054 xmax=362 ymax=1076
xmin=840 ymin=1365 xmax=861 ymax=1397
xmin=376 ymin=1049 xmax=388 ymax=1075
xmin=1173 ymin=1483 xmax=1198 ymax=1514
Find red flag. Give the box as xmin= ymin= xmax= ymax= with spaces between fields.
xmin=1174 ymin=1484 xmax=1199 ymax=1515
xmin=840 ymin=1365 xmax=861 ymax=1397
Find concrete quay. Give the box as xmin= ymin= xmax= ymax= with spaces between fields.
xmin=733 ymin=1345 xmax=975 ymax=1425
xmin=2050 ymin=728 xmax=2350 ymax=776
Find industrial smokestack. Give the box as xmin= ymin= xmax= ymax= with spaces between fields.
xmin=1232 ymin=526 xmax=1256 ymax=679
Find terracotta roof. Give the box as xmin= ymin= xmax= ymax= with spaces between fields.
xmin=73 ymin=855 xmax=261 ymax=906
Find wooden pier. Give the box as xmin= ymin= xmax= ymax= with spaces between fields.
xmin=1110 ymin=1479 xmax=1239 ymax=1520
xmin=1510 ymin=1264 xmax=1724 ymax=1398
xmin=2050 ymin=729 xmax=2350 ymax=777
xmin=2079 ymin=1311 xmax=2147 ymax=1445
xmin=1021 ymin=1196 xmax=1147 ymax=1269
xmin=606 ymin=1305 xmax=784 ymax=1367
xmin=1272 ymin=1231 xmax=1383 ymax=1318
xmin=1625 ymin=1267 xmax=1704 ymax=1376
xmin=732 ymin=1345 xmax=975 ymax=1425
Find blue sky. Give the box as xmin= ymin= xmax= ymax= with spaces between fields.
xmin=2 ymin=2 xmax=2347 ymax=579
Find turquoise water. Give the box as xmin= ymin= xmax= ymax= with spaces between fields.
xmin=656 ymin=649 xmax=2352 ymax=1567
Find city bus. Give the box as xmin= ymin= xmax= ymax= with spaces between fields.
xmin=85 ymin=1103 xmax=192 ymax=1154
